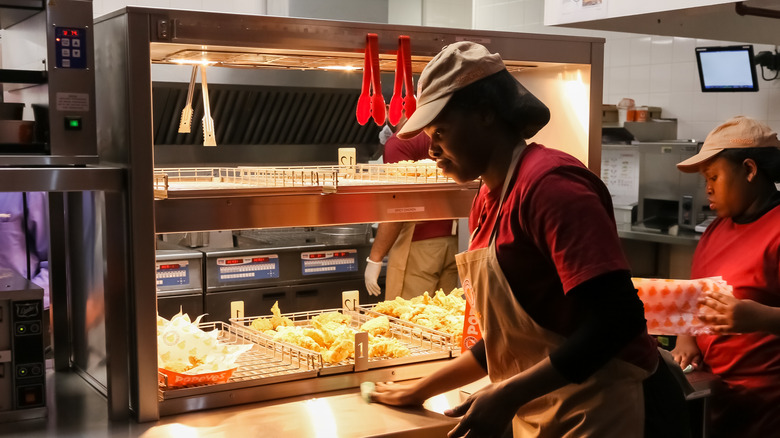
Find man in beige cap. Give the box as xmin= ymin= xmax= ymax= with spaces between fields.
xmin=371 ymin=41 xmax=690 ymax=438
xmin=672 ymin=115 xmax=780 ymax=438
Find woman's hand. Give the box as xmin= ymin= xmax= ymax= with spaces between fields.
xmin=698 ymin=290 xmax=765 ymax=334
xmin=671 ymin=335 xmax=702 ymax=370
xmin=371 ymin=381 xmax=427 ymax=407
xmin=445 ymin=382 xmax=517 ymax=438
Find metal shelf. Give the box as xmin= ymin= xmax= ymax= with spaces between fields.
xmin=0 ymin=0 xmax=43 ymax=29
xmin=154 ymin=184 xmax=477 ymax=233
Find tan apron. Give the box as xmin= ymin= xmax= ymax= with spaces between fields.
xmin=455 ymin=145 xmax=650 ymax=438
xmin=385 ymin=222 xmax=415 ymax=300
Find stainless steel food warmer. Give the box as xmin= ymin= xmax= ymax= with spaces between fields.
xmin=92 ymin=7 xmax=604 ymax=421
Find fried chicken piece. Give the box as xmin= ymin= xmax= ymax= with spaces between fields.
xmin=250 ymin=317 xmax=273 ymax=332
xmin=323 ymin=338 xmax=354 ymax=364
xmin=360 ymin=315 xmax=390 ymax=337
xmin=311 ymin=311 xmax=351 ymax=327
xmin=369 ymin=336 xmax=410 ymax=358
xmin=269 ymin=301 xmax=294 ymax=329
xmin=272 ymin=326 xmax=324 ymax=352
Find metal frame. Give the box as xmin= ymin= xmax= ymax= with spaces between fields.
xmin=93 ymin=7 xmax=605 ymax=421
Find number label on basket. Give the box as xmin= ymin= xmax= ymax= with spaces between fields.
xmin=231 ymin=300 xmax=244 ymax=320
xmin=338 ymin=147 xmax=356 ymax=174
xmin=342 ymin=290 xmax=359 ymax=312
xmin=354 ymin=331 xmax=369 ymax=372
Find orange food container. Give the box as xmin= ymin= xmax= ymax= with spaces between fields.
xmin=158 ymin=367 xmax=237 ymax=388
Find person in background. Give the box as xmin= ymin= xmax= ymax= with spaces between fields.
xmin=370 ymin=41 xmax=690 ymax=438
xmin=671 ymin=116 xmax=780 ymax=438
xmin=0 ymin=192 xmax=50 ymax=343
xmin=364 ymin=118 xmax=458 ymax=300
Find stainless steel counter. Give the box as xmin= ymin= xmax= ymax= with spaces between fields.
xmin=14 ymin=367 xmax=460 ymax=438
xmin=12 ymin=365 xmax=715 ymax=438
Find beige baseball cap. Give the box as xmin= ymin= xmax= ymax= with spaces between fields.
xmin=398 ymin=41 xmax=545 ymax=139
xmin=677 ymin=116 xmax=780 ymax=172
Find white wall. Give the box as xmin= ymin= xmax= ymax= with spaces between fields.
xmin=472 ymin=0 xmax=780 ymax=141
xmin=88 ymin=0 xmax=780 ymax=141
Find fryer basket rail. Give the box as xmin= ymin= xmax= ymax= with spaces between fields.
xmin=230 ymin=307 xmax=451 ymax=375
xmin=153 ymin=163 xmax=460 ymax=199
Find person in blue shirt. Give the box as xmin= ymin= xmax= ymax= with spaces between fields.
xmin=0 ymin=192 xmax=50 ymax=308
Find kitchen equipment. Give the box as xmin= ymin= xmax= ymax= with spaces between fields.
xmin=368 ymin=34 xmax=385 ymax=126
xmin=0 ymin=103 xmax=24 ymax=120
xmin=177 ymin=66 xmax=198 ymax=133
xmin=0 ymin=0 xmax=97 ymax=165
xmin=633 ymin=141 xmax=708 ymax=232
xmin=356 ymin=39 xmax=372 ymax=125
xmin=387 ymin=36 xmax=405 ymax=126
xmin=155 ymin=240 xmax=204 ymax=319
xmin=200 ymin=227 xmax=375 ymax=323
xmin=200 ymin=65 xmax=216 ymax=147
xmin=0 ymin=268 xmax=46 ymax=423
xmin=401 ymin=36 xmax=415 ymax=117
xmin=94 ymin=7 xmax=605 ymax=420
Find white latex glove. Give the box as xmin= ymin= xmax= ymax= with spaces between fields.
xmin=365 ymin=258 xmax=383 ymax=296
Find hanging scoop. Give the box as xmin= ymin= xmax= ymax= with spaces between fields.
xmin=200 ymin=65 xmax=217 ymax=147
xmin=368 ymin=34 xmax=385 ymax=126
xmin=355 ymin=35 xmax=372 ymax=125
xmin=178 ymin=65 xmax=198 ymax=133
xmin=387 ymin=36 xmax=405 ymax=126
xmin=401 ymin=36 xmax=416 ymax=118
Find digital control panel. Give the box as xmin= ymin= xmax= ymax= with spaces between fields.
xmin=217 ymin=255 xmax=280 ymax=282
xmin=301 ymin=249 xmax=358 ymax=276
xmin=156 ymin=261 xmax=191 ymax=288
xmin=10 ymin=299 xmax=45 ymax=410
xmin=54 ymin=27 xmax=87 ymax=69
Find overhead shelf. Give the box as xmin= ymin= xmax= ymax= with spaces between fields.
xmin=0 ymin=0 xmax=44 ymax=29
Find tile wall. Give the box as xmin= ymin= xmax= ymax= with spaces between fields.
xmin=472 ymin=0 xmax=780 ymax=141
xmin=89 ymin=0 xmax=780 ymax=141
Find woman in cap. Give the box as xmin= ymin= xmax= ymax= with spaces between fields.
xmin=370 ymin=41 xmax=689 ymax=438
xmin=672 ymin=116 xmax=780 ymax=438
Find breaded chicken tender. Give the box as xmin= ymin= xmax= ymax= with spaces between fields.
xmin=360 ymin=315 xmax=390 ymax=337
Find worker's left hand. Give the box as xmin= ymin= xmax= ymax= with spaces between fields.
xmin=698 ymin=290 xmax=766 ymax=334
xmin=444 ymin=382 xmax=516 ymax=438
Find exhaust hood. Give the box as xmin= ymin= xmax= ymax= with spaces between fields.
xmin=545 ymin=0 xmax=780 ymax=45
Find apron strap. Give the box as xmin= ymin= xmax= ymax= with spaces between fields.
xmin=487 ymin=142 xmax=526 ymax=246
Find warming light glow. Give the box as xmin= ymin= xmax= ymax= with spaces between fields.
xmin=318 ymin=65 xmax=361 ymax=71
xmin=561 ymin=69 xmax=589 ymax=133
xmin=304 ymin=398 xmax=339 ymax=438
xmin=139 ymin=423 xmax=200 ymax=437
xmin=170 ymin=59 xmax=217 ymax=66
xmin=424 ymin=393 xmax=453 ymax=415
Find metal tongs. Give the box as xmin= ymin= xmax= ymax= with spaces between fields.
xmin=200 ymin=64 xmax=217 ymax=147
xmin=177 ymin=65 xmax=198 ymax=133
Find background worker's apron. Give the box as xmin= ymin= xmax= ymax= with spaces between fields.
xmin=385 ymin=222 xmax=415 ymax=300
xmin=455 ymin=145 xmax=650 ymax=437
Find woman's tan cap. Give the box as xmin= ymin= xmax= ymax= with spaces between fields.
xmin=677 ymin=116 xmax=780 ymax=173
xmin=397 ymin=41 xmax=505 ymax=139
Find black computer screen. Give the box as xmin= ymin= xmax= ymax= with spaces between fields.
xmin=695 ymin=45 xmax=759 ymax=92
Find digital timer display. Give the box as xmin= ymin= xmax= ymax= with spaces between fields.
xmin=158 ymin=264 xmax=180 ymax=270
xmin=62 ymin=29 xmax=79 ymax=37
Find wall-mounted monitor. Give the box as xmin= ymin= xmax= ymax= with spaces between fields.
xmin=695 ymin=45 xmax=759 ymax=92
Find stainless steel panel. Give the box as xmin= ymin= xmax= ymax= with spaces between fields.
xmin=154 ymin=188 xmax=477 ymax=233
xmin=94 ymin=7 xmax=605 ymax=420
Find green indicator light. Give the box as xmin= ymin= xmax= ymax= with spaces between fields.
xmin=18 ymin=326 xmax=25 ymax=333
xmin=69 ymin=119 xmax=80 ymax=128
